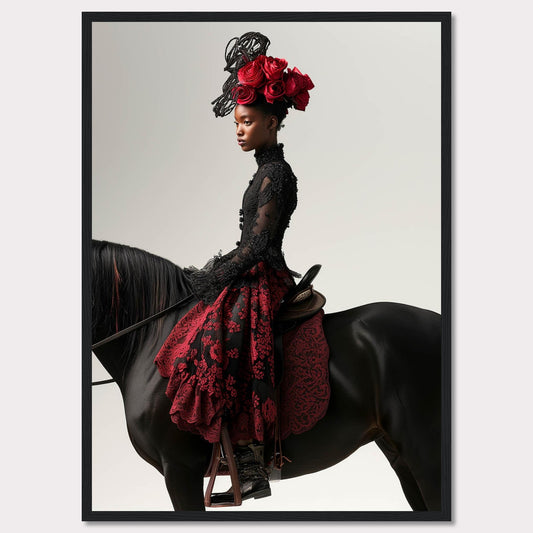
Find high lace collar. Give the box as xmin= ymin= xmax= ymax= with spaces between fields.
xmin=254 ymin=143 xmax=285 ymax=167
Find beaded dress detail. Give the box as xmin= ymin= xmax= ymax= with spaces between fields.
xmin=154 ymin=143 xmax=298 ymax=444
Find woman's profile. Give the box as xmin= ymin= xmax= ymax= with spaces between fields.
xmin=153 ymin=31 xmax=315 ymax=503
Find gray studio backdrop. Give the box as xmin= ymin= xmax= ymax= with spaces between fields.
xmin=91 ymin=20 xmax=441 ymax=511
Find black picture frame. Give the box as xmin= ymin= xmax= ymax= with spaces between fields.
xmin=82 ymin=10 xmax=451 ymax=521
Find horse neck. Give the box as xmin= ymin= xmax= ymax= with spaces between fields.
xmin=91 ymin=240 xmax=192 ymax=388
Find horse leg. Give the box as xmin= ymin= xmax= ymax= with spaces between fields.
xmin=375 ymin=433 xmax=428 ymax=511
xmin=370 ymin=305 xmax=442 ymax=511
xmin=376 ymin=422 xmax=441 ymax=511
xmin=162 ymin=462 xmax=206 ymax=511
xmin=376 ymin=382 xmax=442 ymax=513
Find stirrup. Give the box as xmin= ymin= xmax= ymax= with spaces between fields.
xmin=204 ymin=425 xmax=242 ymax=507
xmin=210 ymin=443 xmax=271 ymax=505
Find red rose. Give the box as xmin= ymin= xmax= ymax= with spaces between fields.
xmin=293 ymin=89 xmax=310 ymax=111
xmin=293 ymin=66 xmax=314 ymax=91
xmin=284 ymin=66 xmax=315 ymax=98
xmin=283 ymin=67 xmax=305 ymax=97
xmin=263 ymin=80 xmax=286 ymax=104
xmin=231 ymin=84 xmax=258 ymax=105
xmin=263 ymin=55 xmax=288 ymax=80
xmin=237 ymin=56 xmax=266 ymax=88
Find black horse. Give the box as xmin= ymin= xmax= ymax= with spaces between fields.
xmin=91 ymin=239 xmax=442 ymax=512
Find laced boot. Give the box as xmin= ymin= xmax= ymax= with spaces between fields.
xmin=210 ymin=443 xmax=271 ymax=505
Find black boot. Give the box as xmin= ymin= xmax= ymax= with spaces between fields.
xmin=210 ymin=443 xmax=271 ymax=505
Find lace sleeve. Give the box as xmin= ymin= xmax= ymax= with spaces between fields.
xmin=187 ymin=172 xmax=289 ymax=304
xmin=226 ymin=174 xmax=281 ymax=267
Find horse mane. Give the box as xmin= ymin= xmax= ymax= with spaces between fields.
xmin=91 ymin=239 xmax=192 ymax=359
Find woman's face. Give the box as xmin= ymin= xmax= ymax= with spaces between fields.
xmin=234 ymin=104 xmax=277 ymax=153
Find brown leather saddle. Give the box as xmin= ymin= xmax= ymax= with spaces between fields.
xmin=204 ymin=264 xmax=326 ymax=507
xmin=278 ymin=264 xmax=326 ymax=322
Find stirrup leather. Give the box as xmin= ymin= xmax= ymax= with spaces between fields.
xmin=204 ymin=425 xmax=242 ymax=507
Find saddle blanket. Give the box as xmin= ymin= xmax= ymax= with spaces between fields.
xmin=279 ymin=309 xmax=330 ymax=439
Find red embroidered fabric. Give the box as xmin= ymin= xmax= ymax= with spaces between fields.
xmin=152 ymin=143 xmax=333 ymax=445
xmin=279 ymin=309 xmax=330 ymax=439
xmin=154 ymin=261 xmax=293 ymax=444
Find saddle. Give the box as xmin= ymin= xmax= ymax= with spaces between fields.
xmin=204 ymin=265 xmax=326 ymax=508
xmin=277 ymin=264 xmax=326 ymax=322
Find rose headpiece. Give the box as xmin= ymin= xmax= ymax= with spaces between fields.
xmin=211 ymin=31 xmax=314 ymax=118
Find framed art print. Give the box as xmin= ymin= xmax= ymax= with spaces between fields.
xmin=82 ymin=11 xmax=451 ymax=521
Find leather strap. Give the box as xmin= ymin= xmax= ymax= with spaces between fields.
xmin=91 ymin=293 xmax=195 ymax=387
xmin=91 ymin=293 xmax=195 ymax=350
xmin=204 ymin=425 xmax=242 ymax=507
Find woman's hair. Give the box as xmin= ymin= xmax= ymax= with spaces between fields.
xmin=246 ymin=93 xmax=288 ymax=131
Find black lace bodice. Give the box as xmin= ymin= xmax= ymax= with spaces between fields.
xmin=185 ymin=143 xmax=298 ymax=304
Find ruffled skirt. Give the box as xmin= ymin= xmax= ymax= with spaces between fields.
xmin=154 ymin=261 xmax=294 ymax=444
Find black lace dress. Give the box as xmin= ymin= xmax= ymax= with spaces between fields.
xmin=154 ymin=143 xmax=298 ymax=444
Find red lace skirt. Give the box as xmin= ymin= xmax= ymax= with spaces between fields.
xmin=154 ymin=261 xmax=294 ymax=444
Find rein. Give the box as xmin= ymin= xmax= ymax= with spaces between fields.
xmin=91 ymin=293 xmax=195 ymax=386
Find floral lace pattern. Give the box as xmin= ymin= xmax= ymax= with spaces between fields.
xmin=155 ymin=262 xmax=294 ymax=444
xmin=279 ymin=309 xmax=330 ymax=439
xmin=154 ymin=142 xmax=304 ymax=445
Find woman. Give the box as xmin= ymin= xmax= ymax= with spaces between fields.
xmin=154 ymin=31 xmax=314 ymax=502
